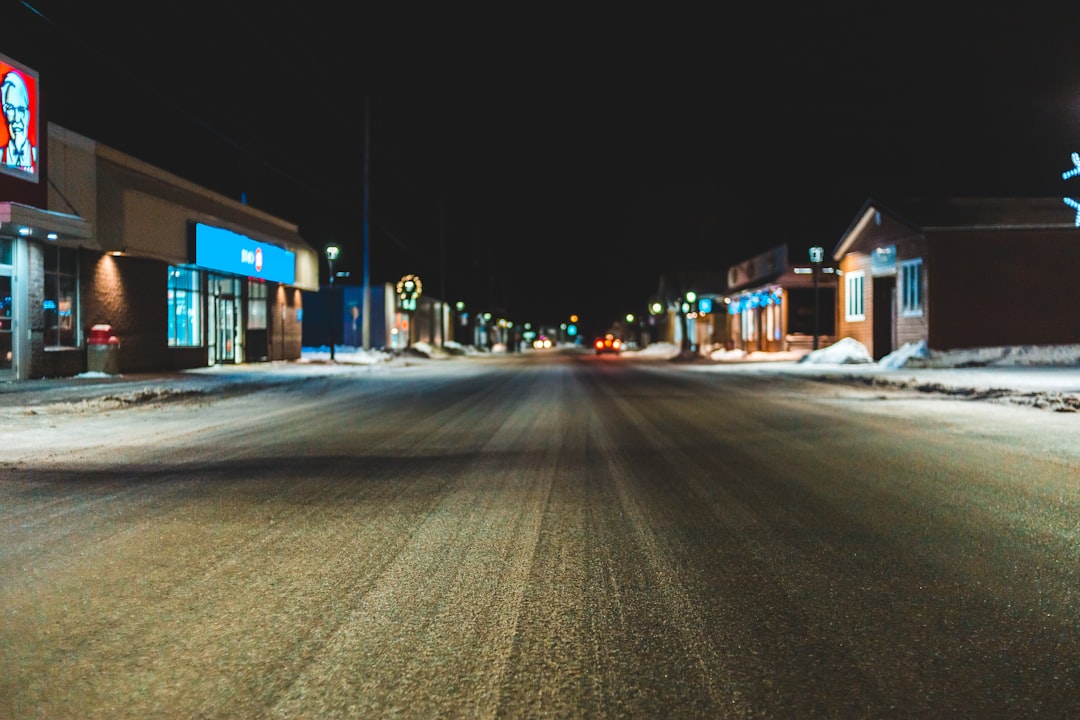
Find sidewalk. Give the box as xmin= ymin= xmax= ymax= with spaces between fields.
xmin=0 ymin=349 xmax=433 ymax=407
xmin=718 ymin=346 xmax=1080 ymax=412
xmin=638 ymin=340 xmax=1080 ymax=411
xmin=765 ymin=362 xmax=1080 ymax=411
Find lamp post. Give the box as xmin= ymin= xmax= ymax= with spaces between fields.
xmin=809 ymin=246 xmax=824 ymax=351
xmin=682 ymin=291 xmax=696 ymax=355
xmin=648 ymin=301 xmax=664 ymax=348
xmin=324 ymin=243 xmax=341 ymax=362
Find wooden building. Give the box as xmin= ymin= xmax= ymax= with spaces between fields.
xmin=833 ymin=197 xmax=1080 ymax=360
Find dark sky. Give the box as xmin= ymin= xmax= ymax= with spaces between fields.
xmin=8 ymin=2 xmax=1080 ymax=336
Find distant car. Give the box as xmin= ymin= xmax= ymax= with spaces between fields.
xmin=594 ymin=333 xmax=623 ymax=355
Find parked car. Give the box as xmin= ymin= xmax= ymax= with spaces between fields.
xmin=594 ymin=333 xmax=623 ymax=355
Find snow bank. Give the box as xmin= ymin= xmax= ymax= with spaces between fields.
xmin=878 ymin=341 xmax=930 ymax=370
xmin=709 ymin=347 xmax=747 ymax=361
xmin=300 ymin=346 xmax=395 ymax=364
xmin=915 ymin=344 xmax=1080 ymax=368
xmin=633 ymin=342 xmax=682 ymax=359
xmin=798 ymin=337 xmax=875 ymax=365
xmin=797 ymin=338 xmax=1080 ymax=369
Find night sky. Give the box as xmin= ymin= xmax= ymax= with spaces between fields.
xmin=8 ymin=2 xmax=1080 ymax=337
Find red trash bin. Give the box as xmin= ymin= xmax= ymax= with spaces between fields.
xmin=87 ymin=324 xmax=120 ymax=374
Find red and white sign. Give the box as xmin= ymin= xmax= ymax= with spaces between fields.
xmin=0 ymin=54 xmax=40 ymax=182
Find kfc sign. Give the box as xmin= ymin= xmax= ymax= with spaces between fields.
xmin=0 ymin=54 xmax=40 ymax=183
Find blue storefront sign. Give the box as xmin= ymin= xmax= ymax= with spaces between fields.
xmin=190 ymin=223 xmax=295 ymax=284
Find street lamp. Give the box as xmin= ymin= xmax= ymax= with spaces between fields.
xmin=809 ymin=246 xmax=824 ymax=351
xmin=682 ymin=291 xmax=696 ymax=354
xmin=324 ymin=243 xmax=341 ymax=361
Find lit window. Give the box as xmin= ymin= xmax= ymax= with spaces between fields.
xmin=44 ymin=246 xmax=78 ymax=347
xmin=247 ymin=280 xmax=267 ymax=330
xmin=168 ymin=266 xmax=202 ymax=347
xmin=845 ymin=271 xmax=865 ymax=321
xmin=741 ymin=304 xmax=755 ymax=342
xmin=899 ymin=258 xmax=923 ymax=317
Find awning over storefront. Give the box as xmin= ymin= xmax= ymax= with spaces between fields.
xmin=0 ymin=202 xmax=91 ymax=245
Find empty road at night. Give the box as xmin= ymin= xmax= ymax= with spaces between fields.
xmin=3 ymin=350 xmax=1079 ymax=718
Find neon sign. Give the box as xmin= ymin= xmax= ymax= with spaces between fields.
xmin=1062 ymin=152 xmax=1080 ymax=226
xmin=191 ymin=223 xmax=295 ymax=284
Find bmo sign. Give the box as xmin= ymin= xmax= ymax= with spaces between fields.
xmin=191 ymin=223 xmax=295 ymax=284
xmin=240 ymin=247 xmax=263 ymax=272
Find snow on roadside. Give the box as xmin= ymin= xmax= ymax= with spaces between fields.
xmin=798 ymin=337 xmax=875 ymax=365
xmin=905 ymin=343 xmax=1080 ymax=369
xmin=631 ymin=342 xmax=682 ymax=360
xmin=800 ymin=338 xmax=1080 ymax=370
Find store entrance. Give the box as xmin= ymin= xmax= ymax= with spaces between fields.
xmin=873 ymin=276 xmax=896 ymax=361
xmin=208 ymin=275 xmax=242 ymax=365
xmin=0 ymin=272 xmax=12 ymax=375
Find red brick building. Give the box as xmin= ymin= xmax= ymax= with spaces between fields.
xmin=833 ymin=197 xmax=1080 ymax=359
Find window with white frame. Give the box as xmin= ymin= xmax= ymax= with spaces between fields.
xmin=899 ymin=258 xmax=923 ymax=316
xmin=845 ymin=270 xmax=865 ymax=321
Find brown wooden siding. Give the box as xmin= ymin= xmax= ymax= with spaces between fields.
xmin=927 ymin=230 xmax=1080 ymax=349
xmin=837 ymin=253 xmax=873 ymax=353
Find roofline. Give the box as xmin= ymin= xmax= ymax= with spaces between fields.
xmin=918 ymin=223 xmax=1076 ymax=232
xmin=95 ymin=143 xmax=301 ymax=235
xmin=832 ymin=196 xmax=1077 ymax=260
xmin=832 ymin=203 xmax=876 ymax=261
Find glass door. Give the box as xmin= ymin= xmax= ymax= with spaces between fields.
xmin=207 ymin=275 xmax=242 ymax=365
xmin=0 ymin=273 xmax=12 ymax=371
xmin=216 ymin=296 xmax=236 ymax=363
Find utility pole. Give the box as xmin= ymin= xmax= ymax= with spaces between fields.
xmin=439 ymin=198 xmax=446 ymax=348
xmin=361 ymin=96 xmax=372 ymax=351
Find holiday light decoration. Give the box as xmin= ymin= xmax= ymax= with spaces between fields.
xmin=397 ymin=274 xmax=422 ymax=312
xmin=1062 ymin=152 xmax=1080 ymax=226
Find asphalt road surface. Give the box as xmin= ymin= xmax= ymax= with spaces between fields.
xmin=3 ymin=350 xmax=1080 ymax=718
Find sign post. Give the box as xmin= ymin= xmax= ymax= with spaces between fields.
xmin=809 ymin=246 xmax=824 ymax=350
xmin=324 ymin=243 xmax=341 ymax=361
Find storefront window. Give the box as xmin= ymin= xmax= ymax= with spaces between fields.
xmin=247 ymin=280 xmax=267 ymax=330
xmin=43 ymin=246 xmax=77 ymax=347
xmin=741 ymin=307 xmax=756 ymax=342
xmin=1 ymin=240 xmax=11 ymax=370
xmin=900 ymin=259 xmax=923 ymax=316
xmin=845 ymin=271 xmax=865 ymax=321
xmin=167 ymin=265 xmax=202 ymax=346
xmin=765 ymin=301 xmax=782 ymax=342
